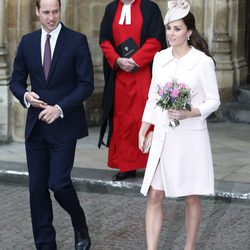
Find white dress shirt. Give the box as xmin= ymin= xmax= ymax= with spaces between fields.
xmin=41 ymin=23 xmax=62 ymax=64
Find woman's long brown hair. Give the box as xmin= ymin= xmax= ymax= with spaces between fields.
xmin=183 ymin=12 xmax=213 ymax=59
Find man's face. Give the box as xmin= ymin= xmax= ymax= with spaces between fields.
xmin=36 ymin=0 xmax=61 ymax=33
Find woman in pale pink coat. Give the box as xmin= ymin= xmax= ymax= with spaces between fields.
xmin=138 ymin=1 xmax=220 ymax=249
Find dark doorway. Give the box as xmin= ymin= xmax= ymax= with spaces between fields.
xmin=246 ymin=0 xmax=250 ymax=83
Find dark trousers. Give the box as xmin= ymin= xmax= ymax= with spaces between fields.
xmin=25 ymin=124 xmax=89 ymax=250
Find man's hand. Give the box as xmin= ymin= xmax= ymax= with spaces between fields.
xmin=26 ymin=92 xmax=47 ymax=108
xmin=38 ymin=105 xmax=61 ymax=124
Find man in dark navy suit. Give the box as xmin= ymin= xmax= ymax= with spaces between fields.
xmin=9 ymin=0 xmax=94 ymax=249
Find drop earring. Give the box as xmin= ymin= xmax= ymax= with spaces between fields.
xmin=187 ymin=36 xmax=190 ymax=41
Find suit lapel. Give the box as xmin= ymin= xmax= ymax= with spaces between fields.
xmin=33 ymin=29 xmax=47 ymax=83
xmin=46 ymin=26 xmax=66 ymax=84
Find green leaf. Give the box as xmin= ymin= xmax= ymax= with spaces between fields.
xmin=186 ymin=103 xmax=191 ymax=111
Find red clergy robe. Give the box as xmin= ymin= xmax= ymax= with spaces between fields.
xmin=100 ymin=0 xmax=163 ymax=171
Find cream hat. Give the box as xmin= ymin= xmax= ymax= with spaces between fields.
xmin=164 ymin=0 xmax=191 ymax=25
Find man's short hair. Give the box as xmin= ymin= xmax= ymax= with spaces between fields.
xmin=36 ymin=0 xmax=61 ymax=9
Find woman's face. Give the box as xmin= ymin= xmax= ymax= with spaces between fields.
xmin=166 ymin=19 xmax=192 ymax=48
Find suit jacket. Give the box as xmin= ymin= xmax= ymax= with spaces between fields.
xmin=9 ymin=23 xmax=94 ymax=142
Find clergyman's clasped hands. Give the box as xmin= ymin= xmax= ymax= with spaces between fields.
xmin=116 ymin=57 xmax=137 ymax=72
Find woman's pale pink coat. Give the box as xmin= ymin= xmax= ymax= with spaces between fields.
xmin=140 ymin=47 xmax=220 ymax=197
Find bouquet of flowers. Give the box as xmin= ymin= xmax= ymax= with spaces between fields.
xmin=156 ymin=79 xmax=192 ymax=128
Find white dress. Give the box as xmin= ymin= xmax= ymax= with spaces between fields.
xmin=140 ymin=47 xmax=220 ymax=197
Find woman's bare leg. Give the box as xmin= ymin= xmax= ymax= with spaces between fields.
xmin=184 ymin=195 xmax=201 ymax=250
xmin=146 ymin=187 xmax=165 ymax=250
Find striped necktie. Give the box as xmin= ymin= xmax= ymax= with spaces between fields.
xmin=43 ymin=34 xmax=51 ymax=80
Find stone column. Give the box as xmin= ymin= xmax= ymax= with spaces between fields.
xmin=211 ymin=0 xmax=234 ymax=101
xmin=61 ymin=0 xmax=73 ymax=27
xmin=204 ymin=0 xmax=215 ymax=49
xmin=190 ymin=0 xmax=205 ymax=36
xmin=9 ymin=0 xmax=33 ymax=142
xmin=0 ymin=0 xmax=10 ymax=142
xmin=75 ymin=0 xmax=108 ymax=126
xmin=229 ymin=0 xmax=248 ymax=86
xmin=18 ymin=0 xmax=32 ymax=37
xmin=247 ymin=1 xmax=250 ymax=83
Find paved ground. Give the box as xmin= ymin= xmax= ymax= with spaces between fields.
xmin=0 ymin=183 xmax=250 ymax=250
xmin=0 ymin=122 xmax=250 ymax=199
xmin=0 ymin=122 xmax=250 ymax=249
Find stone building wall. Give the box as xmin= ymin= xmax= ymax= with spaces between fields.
xmin=0 ymin=0 xmax=249 ymax=142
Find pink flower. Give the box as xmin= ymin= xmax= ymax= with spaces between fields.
xmin=178 ymin=83 xmax=187 ymax=88
xmin=170 ymin=89 xmax=180 ymax=98
xmin=165 ymin=82 xmax=173 ymax=88
xmin=158 ymin=88 xmax=164 ymax=96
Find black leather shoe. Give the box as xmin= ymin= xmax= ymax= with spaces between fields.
xmin=112 ymin=170 xmax=136 ymax=181
xmin=74 ymin=230 xmax=91 ymax=250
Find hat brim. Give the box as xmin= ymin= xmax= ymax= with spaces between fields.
xmin=164 ymin=5 xmax=190 ymax=25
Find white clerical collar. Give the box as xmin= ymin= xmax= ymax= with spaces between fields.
xmin=119 ymin=0 xmax=135 ymax=25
